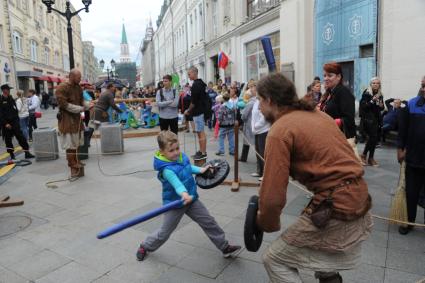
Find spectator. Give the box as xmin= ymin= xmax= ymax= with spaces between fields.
xmin=216 ymin=93 xmax=235 ymax=156
xmin=397 ymin=78 xmax=425 ymax=235
xmin=179 ymin=84 xmax=194 ymax=133
xmin=15 ymin=90 xmax=30 ymax=140
xmin=322 ymin=62 xmax=360 ymax=162
xmin=27 ymin=89 xmax=41 ymax=142
xmin=359 ymin=77 xmax=384 ymax=167
xmin=156 ymin=74 xmax=179 ymax=134
xmin=184 ymin=66 xmax=208 ymax=160
xmin=311 ymin=80 xmax=322 ymax=104
xmin=41 ymin=91 xmax=50 ymax=109
xmin=251 ymin=94 xmax=270 ymax=181
xmin=0 ymin=84 xmax=34 ymax=159
xmin=239 ymin=87 xmax=256 ymax=162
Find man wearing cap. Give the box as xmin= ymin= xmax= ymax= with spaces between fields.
xmin=55 ymin=69 xmax=93 ymax=178
xmin=0 ymin=84 xmax=34 ymax=160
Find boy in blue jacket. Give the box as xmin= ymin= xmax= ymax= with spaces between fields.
xmin=136 ymin=130 xmax=241 ymax=261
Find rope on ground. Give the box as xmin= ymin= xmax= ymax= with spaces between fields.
xmin=238 ymin=130 xmax=425 ymax=228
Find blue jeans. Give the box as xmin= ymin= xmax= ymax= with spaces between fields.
xmin=218 ymin=127 xmax=234 ymax=154
xmin=19 ymin=116 xmax=29 ymax=140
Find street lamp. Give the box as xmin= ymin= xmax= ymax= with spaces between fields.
xmin=42 ymin=0 xmax=92 ymax=69
xmin=99 ymin=59 xmax=116 ymax=81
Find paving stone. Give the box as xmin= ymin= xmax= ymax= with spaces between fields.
xmin=73 ymin=244 xmax=133 ymax=274
xmin=7 ymin=249 xmax=71 ymax=281
xmin=176 ymin=247 xmax=234 ymax=279
xmin=384 ymin=268 xmax=424 ymax=283
xmin=35 ymin=261 xmax=101 ymax=283
xmin=106 ymin=259 xmax=170 ymax=283
xmin=216 ymin=259 xmax=269 ymax=283
xmin=146 ymin=239 xmax=195 ymax=266
xmin=386 ymin=248 xmax=425 ymax=276
xmin=90 ymin=274 xmax=122 ymax=283
xmin=0 ymin=265 xmax=28 ymax=283
xmin=0 ymin=237 xmax=44 ymax=267
xmin=155 ymin=267 xmax=215 ymax=283
xmin=238 ymin=242 xmax=270 ymax=263
xmin=211 ymin=202 xmax=246 ymax=218
xmin=103 ymin=228 xmax=149 ymax=253
xmin=368 ymin=229 xmax=389 ymax=248
xmin=388 ymin=228 xmax=425 ymax=253
xmin=341 ymin=263 xmax=385 ymax=283
xmin=360 ymin=241 xmax=387 ymax=267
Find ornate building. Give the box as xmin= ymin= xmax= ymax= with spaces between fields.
xmin=141 ymin=18 xmax=155 ymax=87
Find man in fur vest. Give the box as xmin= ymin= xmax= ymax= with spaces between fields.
xmin=56 ymin=69 xmax=92 ymax=178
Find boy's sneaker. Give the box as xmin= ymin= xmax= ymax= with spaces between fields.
xmin=222 ymin=245 xmax=242 ymax=258
xmin=136 ymin=244 xmax=147 ymax=261
xmin=216 ymin=152 xmax=224 ymax=156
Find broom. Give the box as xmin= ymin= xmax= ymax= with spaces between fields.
xmin=389 ymin=161 xmax=408 ymax=226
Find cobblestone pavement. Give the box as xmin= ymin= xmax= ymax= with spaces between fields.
xmin=0 ymin=109 xmax=424 ymax=283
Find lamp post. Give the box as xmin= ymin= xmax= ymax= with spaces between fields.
xmin=99 ymin=59 xmax=116 ymax=81
xmin=42 ymin=0 xmax=92 ymax=69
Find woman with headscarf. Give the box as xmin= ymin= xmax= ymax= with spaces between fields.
xmin=322 ymin=62 xmax=361 ymax=162
xmin=359 ymin=77 xmax=384 ymax=166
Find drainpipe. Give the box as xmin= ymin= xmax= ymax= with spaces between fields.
xmin=5 ymin=0 xmax=19 ymax=88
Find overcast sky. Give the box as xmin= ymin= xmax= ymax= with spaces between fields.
xmin=70 ymin=0 xmax=163 ymax=67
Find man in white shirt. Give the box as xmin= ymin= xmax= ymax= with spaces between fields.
xmin=27 ymin=89 xmax=40 ymax=141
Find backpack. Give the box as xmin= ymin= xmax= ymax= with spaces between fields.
xmin=218 ymin=104 xmax=236 ymax=126
xmin=159 ymin=88 xmax=176 ymax=102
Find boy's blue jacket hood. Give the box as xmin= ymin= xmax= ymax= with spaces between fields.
xmin=153 ymin=151 xmax=184 ymax=172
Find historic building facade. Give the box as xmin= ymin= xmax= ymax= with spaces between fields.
xmin=1 ymin=0 xmax=84 ymax=94
xmin=82 ymin=41 xmax=99 ymax=83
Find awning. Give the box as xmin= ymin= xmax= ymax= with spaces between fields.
xmin=17 ymin=71 xmax=43 ymax=78
xmin=36 ymin=76 xmax=64 ymax=83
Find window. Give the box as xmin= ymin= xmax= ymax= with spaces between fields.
xmin=54 ymin=51 xmax=60 ymax=66
xmin=245 ymin=31 xmax=280 ymax=81
xmin=13 ymin=31 xmax=23 ymax=54
xmin=360 ymin=44 xmax=374 ymax=58
xmin=43 ymin=47 xmax=50 ymax=65
xmin=30 ymin=40 xmax=38 ymax=62
xmin=247 ymin=0 xmax=280 ymax=19
xmin=211 ymin=0 xmax=218 ymax=38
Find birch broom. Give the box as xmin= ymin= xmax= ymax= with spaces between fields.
xmin=390 ymin=161 xmax=408 ymax=226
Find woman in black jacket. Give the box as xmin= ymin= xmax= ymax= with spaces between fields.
xmin=359 ymin=77 xmax=384 ymax=166
xmin=322 ymin=62 xmax=360 ymax=162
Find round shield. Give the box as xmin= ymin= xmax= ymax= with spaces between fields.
xmin=244 ymin=195 xmax=263 ymax=252
xmin=195 ymin=159 xmax=230 ymax=189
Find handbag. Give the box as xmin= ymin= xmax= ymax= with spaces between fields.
xmin=34 ymin=112 xmax=42 ymax=118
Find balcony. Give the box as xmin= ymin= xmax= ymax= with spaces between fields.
xmin=247 ymin=0 xmax=280 ymax=19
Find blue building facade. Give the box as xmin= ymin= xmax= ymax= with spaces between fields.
xmin=314 ymin=0 xmax=378 ymax=99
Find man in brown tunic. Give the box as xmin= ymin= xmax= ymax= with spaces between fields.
xmin=255 ymin=73 xmax=372 ymax=283
xmin=56 ymin=69 xmax=92 ymax=178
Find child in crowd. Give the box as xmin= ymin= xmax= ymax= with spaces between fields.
xmin=216 ymin=93 xmax=236 ymax=156
xmin=136 ymin=131 xmax=241 ymax=261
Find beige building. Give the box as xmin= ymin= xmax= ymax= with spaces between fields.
xmin=1 ymin=0 xmax=83 ymax=94
xmin=82 ymin=41 xmax=99 ymax=83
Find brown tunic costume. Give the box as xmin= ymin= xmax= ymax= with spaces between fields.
xmin=56 ymin=81 xmax=85 ymax=149
xmin=258 ymin=110 xmax=372 ymax=272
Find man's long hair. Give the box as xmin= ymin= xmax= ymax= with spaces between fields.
xmin=256 ymin=72 xmax=315 ymax=111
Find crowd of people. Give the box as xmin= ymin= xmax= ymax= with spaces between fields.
xmin=1 ymin=62 xmax=424 ymax=283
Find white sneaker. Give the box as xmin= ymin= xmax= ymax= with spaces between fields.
xmin=251 ymin=173 xmax=260 ymax=177
xmin=258 ymin=177 xmax=263 ymax=182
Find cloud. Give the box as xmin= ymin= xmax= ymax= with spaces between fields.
xmin=70 ymin=0 xmax=162 ymax=66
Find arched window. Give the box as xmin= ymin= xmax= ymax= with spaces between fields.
xmin=43 ymin=47 xmax=50 ymax=65
xmin=30 ymin=39 xmax=38 ymax=62
xmin=13 ymin=31 xmax=23 ymax=54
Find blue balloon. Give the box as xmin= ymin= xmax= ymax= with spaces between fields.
xmin=97 ymin=199 xmax=184 ymax=239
